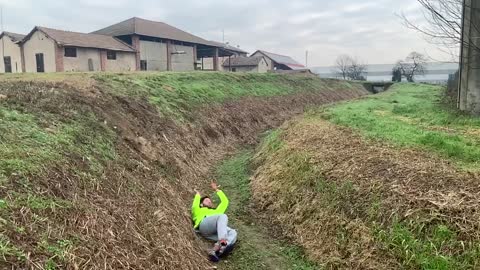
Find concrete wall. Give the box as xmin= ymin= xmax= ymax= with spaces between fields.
xmin=23 ymin=31 xmax=56 ymax=73
xmin=0 ymin=36 xmax=23 ymax=73
xmin=105 ymin=51 xmax=136 ymax=72
xmin=204 ymin=56 xmax=247 ymax=71
xmin=251 ymin=52 xmax=274 ymax=70
xmin=229 ymin=58 xmax=269 ymax=73
xmin=231 ymin=66 xmax=257 ymax=72
xmin=459 ymin=0 xmax=480 ymax=114
xmin=258 ymin=58 xmax=269 ymax=73
xmin=63 ymin=47 xmax=101 ymax=72
xmin=140 ymin=40 xmax=168 ymax=71
xmin=171 ymin=44 xmax=194 ymax=71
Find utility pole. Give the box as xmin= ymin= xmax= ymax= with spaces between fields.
xmin=305 ymin=50 xmax=308 ymax=67
xmin=1 ymin=6 xmax=5 ymax=66
xmin=222 ymin=29 xmax=225 ymax=44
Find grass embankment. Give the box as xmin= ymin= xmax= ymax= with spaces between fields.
xmin=0 ymin=72 xmax=366 ymax=269
xmin=214 ymin=149 xmax=317 ymax=270
xmin=321 ymin=83 xmax=480 ymax=170
xmin=0 ymin=104 xmax=115 ymax=268
xmin=95 ymin=72 xmax=358 ymax=120
xmin=252 ymin=84 xmax=480 ymax=269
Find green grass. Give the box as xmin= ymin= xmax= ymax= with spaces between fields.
xmin=254 ymin=126 xmax=480 ymax=270
xmin=376 ymin=222 xmax=480 ymax=270
xmin=319 ymin=83 xmax=480 ymax=170
xmin=0 ymin=107 xmax=116 ymax=180
xmin=0 ymin=235 xmax=26 ymax=262
xmin=0 ymin=103 xmax=114 ymax=267
xmin=215 ymin=150 xmax=318 ymax=270
xmin=94 ymin=72 xmax=348 ymax=120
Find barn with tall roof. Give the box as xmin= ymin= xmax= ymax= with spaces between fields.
xmin=250 ymin=50 xmax=306 ymax=71
xmin=92 ymin=17 xmax=240 ymax=72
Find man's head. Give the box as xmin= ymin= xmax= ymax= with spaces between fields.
xmin=200 ymin=196 xmax=214 ymax=208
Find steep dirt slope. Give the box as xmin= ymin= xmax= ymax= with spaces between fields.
xmin=252 ymin=112 xmax=480 ymax=269
xmin=0 ymin=73 xmax=367 ymax=269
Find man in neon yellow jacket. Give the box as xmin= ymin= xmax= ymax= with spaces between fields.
xmin=192 ymin=182 xmax=237 ymax=256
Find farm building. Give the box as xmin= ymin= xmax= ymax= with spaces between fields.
xmin=202 ymin=41 xmax=248 ymax=71
xmin=222 ymin=56 xmax=269 ymax=73
xmin=92 ymin=17 xmax=239 ymax=72
xmin=251 ymin=50 xmax=306 ymax=71
xmin=0 ymin=31 xmax=25 ymax=73
xmin=21 ymin=27 xmax=136 ymax=73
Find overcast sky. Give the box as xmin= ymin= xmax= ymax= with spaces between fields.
xmin=0 ymin=0 xmax=454 ymax=66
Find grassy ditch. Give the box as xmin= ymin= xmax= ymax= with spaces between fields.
xmin=251 ymin=125 xmax=480 ymax=269
xmin=214 ymin=149 xmax=317 ymax=270
xmin=0 ymin=72 xmax=367 ymax=269
xmin=319 ymin=83 xmax=480 ymax=170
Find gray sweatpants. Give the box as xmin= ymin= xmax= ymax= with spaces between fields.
xmin=199 ymin=214 xmax=237 ymax=245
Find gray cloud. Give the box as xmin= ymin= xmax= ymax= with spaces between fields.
xmin=0 ymin=0 xmax=451 ymax=66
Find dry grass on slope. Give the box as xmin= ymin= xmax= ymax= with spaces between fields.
xmin=0 ymin=74 xmax=367 ymax=269
xmin=252 ymin=119 xmax=480 ymax=269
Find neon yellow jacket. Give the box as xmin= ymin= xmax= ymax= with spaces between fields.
xmin=192 ymin=190 xmax=229 ymax=229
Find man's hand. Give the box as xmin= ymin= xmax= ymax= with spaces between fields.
xmin=211 ymin=181 xmax=220 ymax=191
xmin=194 ymin=189 xmax=200 ymax=196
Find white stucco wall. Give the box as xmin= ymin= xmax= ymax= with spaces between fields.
xmin=258 ymin=58 xmax=269 ymax=73
xmin=232 ymin=66 xmax=257 ymax=72
xmin=223 ymin=58 xmax=269 ymax=73
xmin=171 ymin=44 xmax=194 ymax=71
xmin=23 ymin=31 xmax=56 ymax=73
xmin=202 ymin=56 xmax=230 ymax=70
xmin=105 ymin=51 xmax=136 ymax=72
xmin=0 ymin=36 xmax=23 ymax=73
xmin=252 ymin=52 xmax=274 ymax=71
xmin=63 ymin=47 xmax=101 ymax=72
xmin=139 ymin=40 xmax=167 ymax=71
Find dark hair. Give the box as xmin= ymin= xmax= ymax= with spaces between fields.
xmin=200 ymin=196 xmax=210 ymax=207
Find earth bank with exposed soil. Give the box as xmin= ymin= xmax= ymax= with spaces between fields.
xmin=0 ymin=72 xmax=367 ymax=269
xmin=251 ymin=86 xmax=480 ymax=269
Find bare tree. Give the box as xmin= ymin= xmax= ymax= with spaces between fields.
xmin=333 ymin=55 xmax=368 ymax=80
xmin=395 ymin=52 xmax=428 ymax=82
xmin=347 ymin=61 xmax=368 ymax=81
xmin=401 ymin=0 xmax=461 ymax=49
xmin=401 ymin=0 xmax=480 ymax=57
xmin=334 ymin=55 xmax=352 ymax=80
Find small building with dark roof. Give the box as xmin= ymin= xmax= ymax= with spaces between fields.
xmin=222 ymin=56 xmax=269 ymax=73
xmin=21 ymin=26 xmax=136 ymax=73
xmin=251 ymin=50 xmax=306 ymax=71
xmin=0 ymin=31 xmax=25 ymax=73
xmin=92 ymin=17 xmax=236 ymax=71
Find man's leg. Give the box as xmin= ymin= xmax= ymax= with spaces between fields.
xmin=215 ymin=214 xmax=229 ymax=241
xmin=199 ymin=215 xmax=221 ymax=241
xmin=226 ymin=227 xmax=237 ymax=246
xmin=199 ymin=214 xmax=230 ymax=243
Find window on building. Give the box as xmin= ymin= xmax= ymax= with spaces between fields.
xmin=140 ymin=60 xmax=147 ymax=71
xmin=3 ymin=57 xmax=12 ymax=73
xmin=107 ymin=51 xmax=117 ymax=60
xmin=232 ymin=67 xmax=237 ymax=72
xmin=64 ymin=47 xmax=77 ymax=57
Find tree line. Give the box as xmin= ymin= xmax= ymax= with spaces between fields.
xmin=333 ymin=52 xmax=428 ymax=83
